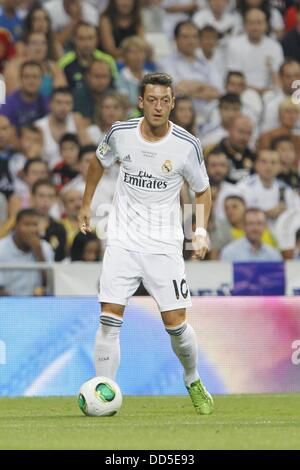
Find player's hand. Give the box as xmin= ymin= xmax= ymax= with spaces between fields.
xmin=191 ymin=234 xmax=209 ymax=260
xmin=78 ymin=206 xmax=92 ymax=235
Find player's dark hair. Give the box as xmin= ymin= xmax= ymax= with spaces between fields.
xmin=79 ymin=145 xmax=97 ymax=161
xmin=16 ymin=208 xmax=39 ymax=224
xmin=225 ymin=70 xmax=245 ymax=84
xmin=32 ymin=179 xmax=56 ymax=196
xmin=50 ymin=87 xmax=73 ymax=100
xmin=219 ymin=93 xmax=241 ymax=107
xmin=224 ymin=194 xmax=246 ymax=206
xmin=59 ymin=133 xmax=80 ymax=149
xmin=140 ymin=73 xmax=174 ymax=97
xmin=174 ymin=20 xmax=198 ymax=39
xmin=270 ymin=135 xmax=294 ymax=150
xmin=23 ymin=158 xmax=48 ymax=175
xmin=20 ymin=60 xmax=43 ymax=76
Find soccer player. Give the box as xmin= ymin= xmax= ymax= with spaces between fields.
xmin=78 ymin=73 xmax=213 ymax=415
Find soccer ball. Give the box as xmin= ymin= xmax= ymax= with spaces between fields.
xmin=78 ymin=376 xmax=122 ymax=417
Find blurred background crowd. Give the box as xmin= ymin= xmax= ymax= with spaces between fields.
xmin=0 ymin=0 xmax=300 ymax=295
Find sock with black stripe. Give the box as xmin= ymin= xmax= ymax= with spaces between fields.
xmin=166 ymin=322 xmax=200 ymax=387
xmin=94 ymin=313 xmax=123 ymax=379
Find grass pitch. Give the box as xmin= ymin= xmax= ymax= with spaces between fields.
xmin=0 ymin=394 xmax=300 ymax=450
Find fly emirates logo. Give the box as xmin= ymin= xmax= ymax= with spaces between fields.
xmin=123 ymin=170 xmax=168 ymax=191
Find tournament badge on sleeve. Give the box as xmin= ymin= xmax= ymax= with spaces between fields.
xmin=97 ymin=142 xmax=110 ymax=157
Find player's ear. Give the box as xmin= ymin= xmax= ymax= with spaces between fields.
xmin=138 ymin=96 xmax=144 ymax=110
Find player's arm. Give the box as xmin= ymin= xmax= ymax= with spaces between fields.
xmin=78 ymin=155 xmax=104 ymax=234
xmin=193 ymin=186 xmax=212 ymax=260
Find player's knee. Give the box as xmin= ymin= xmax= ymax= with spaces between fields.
xmin=101 ymin=302 xmax=124 ymax=317
xmin=162 ymin=309 xmax=186 ymax=329
xmin=165 ymin=320 xmax=187 ymax=337
xmin=99 ymin=313 xmax=124 ymax=337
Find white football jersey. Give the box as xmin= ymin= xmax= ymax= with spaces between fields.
xmin=96 ymin=118 xmax=209 ymax=254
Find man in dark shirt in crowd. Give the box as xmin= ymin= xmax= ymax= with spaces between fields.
xmin=31 ymin=180 xmax=67 ymax=261
xmin=1 ymin=61 xmax=49 ymax=129
xmin=205 ymin=115 xmax=256 ymax=184
xmin=282 ymin=4 xmax=300 ymax=63
xmin=0 ymin=115 xmax=15 ymax=199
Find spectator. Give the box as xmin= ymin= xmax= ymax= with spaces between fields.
xmin=60 ymin=188 xmax=83 ymax=252
xmin=44 ymin=0 xmax=99 ymax=46
xmin=99 ymin=0 xmax=144 ymax=60
xmin=0 ymin=115 xmax=16 ymax=200
xmin=170 ymin=95 xmax=197 ymax=136
xmin=116 ymin=36 xmax=153 ymax=109
xmin=236 ymin=0 xmax=285 ymax=39
xmin=201 ymin=93 xmax=241 ymax=148
xmin=70 ymin=231 xmax=101 ymax=261
xmin=18 ymin=4 xmax=64 ymax=61
xmin=281 ymin=4 xmax=300 ymax=63
xmin=4 ymin=31 xmax=67 ymax=96
xmin=73 ymin=59 xmax=113 ymax=122
xmin=227 ymin=8 xmax=284 ymax=94
xmin=0 ymin=192 xmax=8 ymax=230
xmin=205 ymin=115 xmax=255 ymax=184
xmin=59 ymin=22 xmax=117 ymax=91
xmin=258 ymin=98 xmax=300 ymax=157
xmin=31 ymin=179 xmax=66 ymax=261
xmin=236 ymin=149 xmax=300 ymax=227
xmin=8 ymin=158 xmax=49 ymax=220
xmin=0 ymin=0 xmax=24 ymax=42
xmin=0 ymin=27 xmax=16 ymax=73
xmin=0 ymin=208 xmax=54 ymax=296
xmin=52 ymin=133 xmax=80 ymax=191
xmin=220 ymin=208 xmax=282 ymax=261
xmin=1 ymin=61 xmax=49 ymax=129
xmin=197 ymin=25 xmax=226 ymax=84
xmin=35 ymin=87 xmax=90 ymax=168
xmin=207 ymin=185 xmax=232 ymax=259
xmin=261 ymin=59 xmax=300 ymax=134
xmin=295 ymin=227 xmax=300 ymax=259
xmin=224 ymin=194 xmax=277 ymax=246
xmin=271 ymin=135 xmax=300 ymax=192
xmin=87 ymin=92 xmax=127 ymax=144
xmin=161 ymin=21 xmax=221 ymax=118
xmin=225 ymin=71 xmax=263 ymax=127
xmin=205 ymin=150 xmax=236 ymax=221
xmin=62 ymin=145 xmax=97 ymax=193
xmin=193 ymin=0 xmax=240 ymax=38
xmin=161 ymin=0 xmax=198 ymax=39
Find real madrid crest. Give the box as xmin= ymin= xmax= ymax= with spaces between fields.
xmin=162 ymin=160 xmax=172 ymax=173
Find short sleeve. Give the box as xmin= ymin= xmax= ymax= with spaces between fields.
xmin=96 ymin=128 xmax=119 ymax=168
xmin=182 ymin=139 xmax=210 ymax=193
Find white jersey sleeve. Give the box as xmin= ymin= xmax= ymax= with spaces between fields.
xmin=96 ymin=127 xmax=119 ymax=168
xmin=181 ymin=139 xmax=210 ymax=193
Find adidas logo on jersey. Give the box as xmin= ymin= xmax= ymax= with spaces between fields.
xmin=123 ymin=154 xmax=132 ymax=162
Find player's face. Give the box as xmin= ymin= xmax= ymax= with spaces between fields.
xmin=139 ymin=85 xmax=174 ymax=128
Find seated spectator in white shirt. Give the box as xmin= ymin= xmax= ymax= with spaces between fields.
xmin=44 ymin=0 xmax=99 ymax=45
xmin=193 ymin=0 xmax=240 ymax=39
xmin=170 ymin=95 xmax=198 ymax=136
xmin=236 ymin=149 xmax=300 ymax=229
xmin=271 ymin=135 xmax=300 ymax=193
xmin=197 ymin=25 xmax=226 ymax=86
xmin=160 ymin=21 xmax=221 ymax=118
xmin=221 ymin=208 xmax=282 ymax=261
xmin=236 ymin=0 xmax=285 ymax=40
xmin=227 ymin=8 xmax=284 ymax=95
xmin=201 ymin=93 xmax=241 ymax=147
xmin=261 ymin=59 xmax=300 ymax=134
xmin=0 ymin=208 xmax=54 ymax=296
xmin=205 ymin=150 xmax=237 ymax=221
xmin=225 ymin=71 xmax=263 ymax=128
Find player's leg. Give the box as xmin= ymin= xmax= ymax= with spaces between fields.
xmin=95 ymin=247 xmax=142 ymax=379
xmin=162 ymin=307 xmax=213 ymax=415
xmin=141 ymin=252 xmax=213 ymax=415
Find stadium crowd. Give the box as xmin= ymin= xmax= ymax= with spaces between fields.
xmin=0 ymin=0 xmax=300 ymax=295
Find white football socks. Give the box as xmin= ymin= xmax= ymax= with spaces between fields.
xmin=94 ymin=313 xmax=123 ymax=380
xmin=166 ymin=322 xmax=200 ymax=387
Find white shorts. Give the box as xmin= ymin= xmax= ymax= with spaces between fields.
xmin=99 ymin=246 xmax=192 ymax=312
